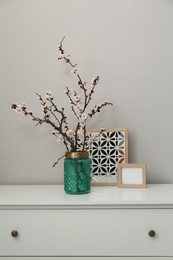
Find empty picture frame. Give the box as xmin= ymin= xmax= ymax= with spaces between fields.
xmin=88 ymin=128 xmax=128 ymax=186
xmin=118 ymin=163 xmax=146 ymax=188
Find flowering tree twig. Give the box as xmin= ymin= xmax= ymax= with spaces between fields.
xmin=11 ymin=37 xmax=113 ymax=166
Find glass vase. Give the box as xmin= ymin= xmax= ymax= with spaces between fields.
xmin=64 ymin=151 xmax=91 ymax=194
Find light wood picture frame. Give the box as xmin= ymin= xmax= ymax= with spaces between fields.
xmin=118 ymin=163 xmax=146 ymax=188
xmin=87 ymin=128 xmax=128 ymax=186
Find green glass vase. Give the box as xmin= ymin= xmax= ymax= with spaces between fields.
xmin=64 ymin=151 xmax=91 ymax=194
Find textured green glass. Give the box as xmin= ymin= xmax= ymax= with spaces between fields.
xmin=64 ymin=157 xmax=91 ymax=194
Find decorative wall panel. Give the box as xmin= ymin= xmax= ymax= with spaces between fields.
xmin=88 ymin=128 xmax=128 ymax=185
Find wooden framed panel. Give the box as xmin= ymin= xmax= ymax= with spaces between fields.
xmin=118 ymin=163 xmax=146 ymax=188
xmin=88 ymin=128 xmax=128 ymax=186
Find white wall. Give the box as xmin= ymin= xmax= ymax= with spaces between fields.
xmin=0 ymin=0 xmax=173 ymax=184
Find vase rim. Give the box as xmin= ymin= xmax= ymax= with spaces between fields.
xmin=65 ymin=151 xmax=89 ymax=159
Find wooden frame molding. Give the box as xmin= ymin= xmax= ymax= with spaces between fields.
xmin=88 ymin=128 xmax=128 ymax=186
xmin=118 ymin=163 xmax=146 ymax=188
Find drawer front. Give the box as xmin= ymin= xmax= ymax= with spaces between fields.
xmin=0 ymin=209 xmax=173 ymax=256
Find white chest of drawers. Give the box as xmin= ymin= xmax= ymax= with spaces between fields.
xmin=0 ymin=184 xmax=173 ymax=260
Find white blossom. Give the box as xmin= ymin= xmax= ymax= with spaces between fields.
xmin=73 ymin=94 xmax=80 ymax=103
xmin=94 ymin=105 xmax=98 ymax=112
xmin=91 ymin=76 xmax=100 ymax=85
xmin=80 ymin=113 xmax=88 ymax=123
xmin=58 ymin=54 xmax=64 ymax=59
xmin=14 ymin=104 xmax=23 ymax=114
xmin=91 ymin=78 xmax=95 ymax=84
xmin=67 ymin=90 xmax=81 ymax=104
xmin=66 ymin=129 xmax=74 ymax=137
xmin=65 ymin=88 xmax=72 ymax=96
xmin=41 ymin=106 xmax=50 ymax=118
xmin=22 ymin=103 xmax=27 ymax=109
xmin=45 ymin=90 xmax=54 ymax=100
xmin=77 ymin=128 xmax=84 ymax=137
xmin=78 ymin=113 xmax=88 ymax=128
xmin=86 ymin=89 xmax=91 ymax=96
xmin=67 ymin=142 xmax=72 ymax=151
xmin=56 ymin=134 xmax=64 ymax=144
xmin=76 ymin=103 xmax=83 ymax=112
xmin=71 ymin=68 xmax=78 ymax=76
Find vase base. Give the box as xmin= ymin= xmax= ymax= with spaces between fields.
xmin=64 ymin=189 xmax=90 ymax=195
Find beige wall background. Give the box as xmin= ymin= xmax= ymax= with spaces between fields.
xmin=0 ymin=0 xmax=173 ymax=184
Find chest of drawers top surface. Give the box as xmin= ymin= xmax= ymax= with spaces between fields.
xmin=0 ymin=184 xmax=173 ymax=208
xmin=0 ymin=184 xmax=173 ymax=257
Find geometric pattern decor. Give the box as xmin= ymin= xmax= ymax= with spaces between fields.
xmin=88 ymin=128 xmax=128 ymax=185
